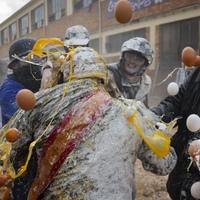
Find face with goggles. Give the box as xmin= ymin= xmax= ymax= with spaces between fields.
xmin=121 ymin=51 xmax=147 ymax=76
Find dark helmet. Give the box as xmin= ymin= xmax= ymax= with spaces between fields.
xmin=8 ymin=38 xmax=36 ymax=69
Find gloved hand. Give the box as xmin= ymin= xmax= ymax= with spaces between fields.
xmin=40 ymin=60 xmax=53 ymax=90
xmin=155 ymin=121 xmax=178 ymax=137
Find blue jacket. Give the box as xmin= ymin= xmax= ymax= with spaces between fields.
xmin=0 ymin=75 xmax=24 ymax=125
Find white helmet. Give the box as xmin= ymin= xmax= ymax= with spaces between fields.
xmin=68 ymin=47 xmax=107 ymax=81
xmin=121 ymin=37 xmax=154 ymax=65
xmin=64 ymin=25 xmax=90 ymax=48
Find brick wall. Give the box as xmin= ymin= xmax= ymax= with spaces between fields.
xmin=0 ymin=0 xmax=199 ymax=58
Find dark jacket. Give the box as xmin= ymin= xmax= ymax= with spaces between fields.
xmin=151 ymin=68 xmax=200 ymax=200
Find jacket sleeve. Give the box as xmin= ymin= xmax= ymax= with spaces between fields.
xmin=151 ymin=78 xmax=188 ymax=122
xmin=0 ymin=89 xmax=19 ymax=125
xmin=0 ymin=78 xmax=24 ymax=125
xmin=143 ymin=95 xmax=148 ymax=108
xmin=137 ymin=142 xmax=177 ymax=176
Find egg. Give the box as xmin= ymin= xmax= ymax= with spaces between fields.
xmin=186 ymin=114 xmax=200 ymax=132
xmin=194 ymin=55 xmax=200 ymax=67
xmin=114 ymin=0 xmax=132 ymax=24
xmin=0 ymin=186 xmax=11 ymax=200
xmin=5 ymin=128 xmax=20 ymax=143
xmin=181 ymin=47 xmax=197 ymax=67
xmin=191 ymin=181 xmax=200 ymax=199
xmin=0 ymin=175 xmax=10 ymax=187
xmin=16 ymin=89 xmax=36 ymax=111
xmin=167 ymin=82 xmax=179 ymax=96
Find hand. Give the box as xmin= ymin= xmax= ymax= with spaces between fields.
xmin=187 ymin=139 xmax=200 ymax=172
xmin=40 ymin=61 xmax=53 ymax=89
xmin=171 ymin=125 xmax=178 ymax=135
xmin=0 ymin=186 xmax=11 ymax=200
xmin=188 ymin=140 xmax=200 ymax=158
xmin=156 ymin=121 xmax=178 ymax=137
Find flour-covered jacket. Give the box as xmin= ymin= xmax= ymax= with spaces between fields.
xmin=9 ymin=79 xmax=176 ymax=200
xmin=108 ymin=63 xmax=151 ymax=106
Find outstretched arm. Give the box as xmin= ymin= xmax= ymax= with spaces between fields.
xmin=151 ymin=78 xmax=188 ymax=122
xmin=137 ymin=142 xmax=177 ymax=176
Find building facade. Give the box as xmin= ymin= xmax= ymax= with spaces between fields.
xmin=0 ymin=0 xmax=200 ymax=104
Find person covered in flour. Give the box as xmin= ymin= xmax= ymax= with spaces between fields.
xmin=40 ymin=25 xmax=90 ymax=90
xmin=2 ymin=47 xmax=176 ymax=200
xmin=108 ymin=37 xmax=153 ymax=107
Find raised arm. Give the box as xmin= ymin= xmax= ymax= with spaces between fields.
xmin=151 ymin=76 xmax=189 ymax=122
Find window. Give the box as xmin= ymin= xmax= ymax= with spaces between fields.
xmin=152 ymin=17 xmax=200 ymax=104
xmin=90 ymin=38 xmax=99 ymax=51
xmin=1 ymin=28 xmax=9 ymax=45
xmin=9 ymin=23 xmax=17 ymax=41
xmin=19 ymin=15 xmax=29 ymax=36
xmin=32 ymin=5 xmax=44 ymax=30
xmin=105 ymin=28 xmax=146 ymax=53
xmin=159 ymin=18 xmax=199 ymax=74
xmin=73 ymin=0 xmax=97 ymax=11
xmin=48 ymin=0 xmax=65 ymax=22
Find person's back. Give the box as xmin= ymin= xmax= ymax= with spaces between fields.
xmin=10 ymin=78 xmax=176 ymax=200
xmin=4 ymin=47 xmax=176 ymax=200
xmin=11 ymin=79 xmax=134 ymax=199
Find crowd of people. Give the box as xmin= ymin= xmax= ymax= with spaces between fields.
xmin=0 ymin=25 xmax=199 ymax=200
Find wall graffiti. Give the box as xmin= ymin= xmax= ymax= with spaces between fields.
xmin=107 ymin=0 xmax=167 ymax=17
